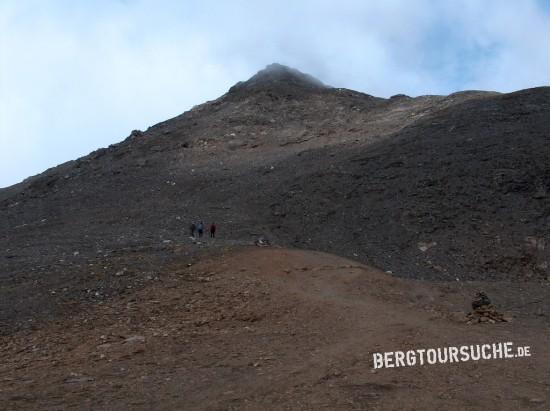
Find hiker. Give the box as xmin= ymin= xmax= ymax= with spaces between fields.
xmin=190 ymin=222 xmax=196 ymax=238
xmin=210 ymin=223 xmax=216 ymax=238
xmin=197 ymin=221 xmax=204 ymax=238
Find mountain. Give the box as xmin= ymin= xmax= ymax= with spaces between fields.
xmin=2 ymin=63 xmax=550 ymax=410
xmin=1 ymin=64 xmax=550 ymax=331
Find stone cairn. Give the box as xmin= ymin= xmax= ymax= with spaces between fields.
xmin=466 ymin=292 xmax=510 ymax=324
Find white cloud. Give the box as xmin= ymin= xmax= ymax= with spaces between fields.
xmin=1 ymin=0 xmax=550 ymax=187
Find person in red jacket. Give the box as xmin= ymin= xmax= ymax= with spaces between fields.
xmin=209 ymin=223 xmax=216 ymax=238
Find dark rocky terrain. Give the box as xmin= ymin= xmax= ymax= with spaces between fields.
xmin=1 ymin=63 xmax=550 ymax=331
xmin=2 ymin=63 xmax=550 ymax=410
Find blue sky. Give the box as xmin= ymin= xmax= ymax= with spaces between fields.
xmin=2 ymin=0 xmax=550 ymax=188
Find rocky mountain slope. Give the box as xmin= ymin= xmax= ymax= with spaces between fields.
xmin=1 ymin=63 xmax=549 ymax=330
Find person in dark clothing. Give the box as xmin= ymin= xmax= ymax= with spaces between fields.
xmin=210 ymin=223 xmax=216 ymax=238
xmin=190 ymin=223 xmax=196 ymax=238
xmin=197 ymin=221 xmax=204 ymax=238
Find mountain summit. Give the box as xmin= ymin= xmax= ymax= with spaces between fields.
xmin=228 ymin=63 xmax=327 ymax=95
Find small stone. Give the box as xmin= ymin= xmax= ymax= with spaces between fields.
xmin=97 ymin=343 xmax=112 ymax=350
xmin=472 ymin=292 xmax=491 ymax=310
xmin=194 ymin=319 xmax=209 ymax=327
xmin=124 ymin=335 xmax=146 ymax=343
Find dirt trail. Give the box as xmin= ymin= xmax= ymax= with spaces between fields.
xmin=1 ymin=247 xmax=549 ymax=410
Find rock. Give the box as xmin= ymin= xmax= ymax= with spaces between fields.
xmin=472 ymin=292 xmax=491 ymax=310
xmin=124 ymin=335 xmax=146 ymax=343
xmin=390 ymin=94 xmax=411 ymax=100
xmin=130 ymin=129 xmax=143 ymax=138
xmin=532 ymin=188 xmax=547 ymax=199
xmin=64 ymin=372 xmax=94 ymax=384
xmin=255 ymin=237 xmax=270 ymax=247
xmin=418 ymin=241 xmax=437 ymax=252
xmin=97 ymin=343 xmax=112 ymax=349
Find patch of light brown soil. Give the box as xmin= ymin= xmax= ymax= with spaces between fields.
xmin=1 ymin=247 xmax=549 ymax=410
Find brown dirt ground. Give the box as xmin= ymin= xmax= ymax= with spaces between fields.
xmin=1 ymin=247 xmax=549 ymax=410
